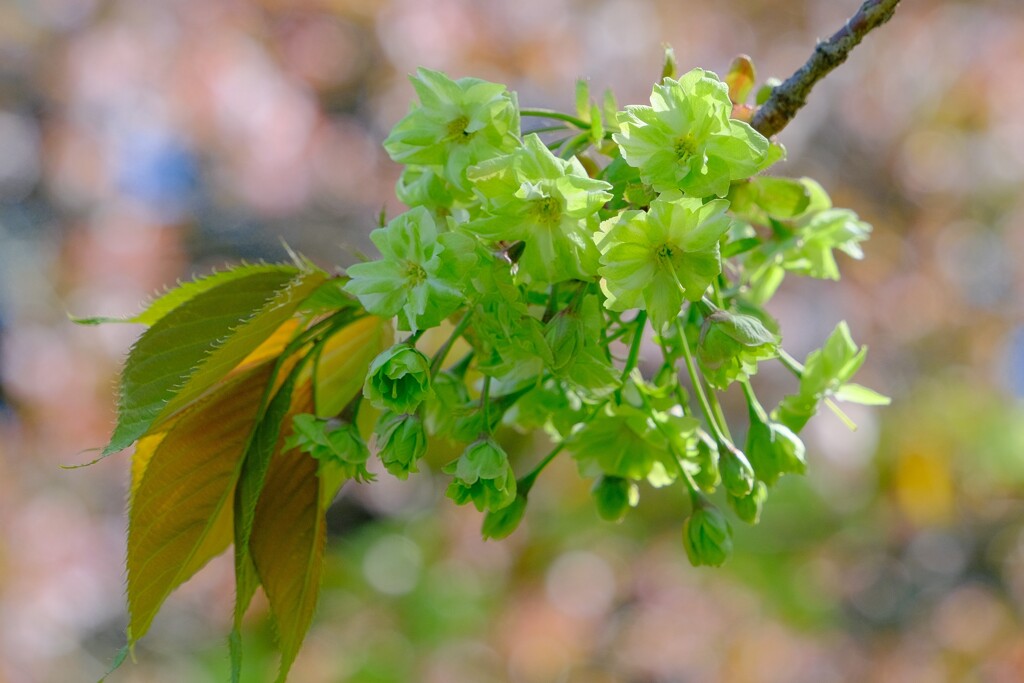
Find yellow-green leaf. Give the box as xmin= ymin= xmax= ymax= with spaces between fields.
xmin=313 ymin=316 xmax=392 ymax=418
xmin=105 ymin=267 xmax=303 ymax=455
xmin=152 ymin=270 xmax=327 ymax=430
xmin=127 ymin=363 xmax=273 ymax=644
xmin=250 ymin=379 xmax=327 ymax=681
xmin=73 ymin=264 xmax=302 ymax=327
xmin=230 ymin=357 xmax=306 ymax=683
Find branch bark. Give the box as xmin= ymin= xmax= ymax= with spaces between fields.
xmin=751 ymin=0 xmax=903 ymax=138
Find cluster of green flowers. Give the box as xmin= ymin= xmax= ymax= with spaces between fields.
xmin=316 ymin=64 xmax=885 ymax=566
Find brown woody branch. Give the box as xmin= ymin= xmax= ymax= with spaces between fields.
xmin=751 ymin=0 xmax=903 ymax=138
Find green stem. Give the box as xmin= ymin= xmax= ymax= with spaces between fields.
xmin=431 ymin=309 xmax=474 ymax=377
xmin=524 ymin=124 xmax=572 ymax=135
xmin=517 ymin=391 xmax=610 ymax=494
xmin=480 ymin=375 xmax=492 ymax=435
xmin=545 ymin=136 xmax=573 ymax=151
xmin=676 ymin=319 xmax=729 ymax=446
xmin=705 ymin=385 xmax=733 ymax=442
xmin=518 ymin=442 xmax=566 ymax=496
xmin=778 ymin=348 xmax=805 ymax=378
xmin=559 ymin=131 xmax=592 ymax=159
xmin=824 ymin=397 xmax=858 ymax=431
xmin=543 ymin=282 xmax=561 ymax=323
xmin=740 ymin=379 xmax=768 ymax=423
xmin=619 ymin=311 xmax=647 ymax=385
xmin=520 ymin=108 xmax=591 ymax=129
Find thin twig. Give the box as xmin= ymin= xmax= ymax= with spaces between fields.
xmin=751 ymin=0 xmax=902 ymax=138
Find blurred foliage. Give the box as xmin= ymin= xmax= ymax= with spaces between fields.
xmin=1 ymin=0 xmax=1023 ymax=682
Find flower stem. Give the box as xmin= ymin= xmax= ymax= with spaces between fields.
xmin=431 ymin=309 xmax=473 ymax=377
xmin=518 ymin=442 xmax=566 ymax=496
xmin=520 ymin=108 xmax=591 ymax=130
xmin=559 ymin=131 xmax=592 ymax=159
xmin=740 ymin=379 xmax=768 ymax=423
xmin=480 ymin=374 xmax=492 ymax=434
xmin=619 ymin=311 xmax=647 ymax=387
xmin=778 ymin=348 xmax=805 ymax=378
xmin=676 ymin=319 xmax=730 ymax=446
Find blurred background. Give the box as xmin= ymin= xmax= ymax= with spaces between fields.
xmin=1 ymin=0 xmax=1023 ymax=681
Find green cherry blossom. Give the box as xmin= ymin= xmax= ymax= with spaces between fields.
xmin=614 ymin=68 xmax=769 ymax=197
xmin=384 ymin=68 xmax=521 ymax=192
xmin=598 ymin=192 xmax=735 ymax=332
xmin=344 ymin=206 xmax=477 ymax=332
xmin=465 ymin=134 xmax=613 ymax=283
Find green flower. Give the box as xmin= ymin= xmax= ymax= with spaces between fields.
xmin=569 ymin=403 xmax=674 ymax=484
xmin=719 ymin=442 xmax=755 ymax=497
xmin=285 ymin=414 xmax=372 ymax=481
xmin=384 ymin=68 xmax=521 ymax=192
xmin=344 ymin=206 xmax=477 ymax=332
xmin=444 ymin=438 xmax=517 ymax=512
xmin=465 ymin=134 xmax=613 ymax=283
xmin=728 ymin=481 xmax=768 ymax=525
xmin=481 ymin=493 xmax=527 ymax=540
xmin=598 ymin=192 xmax=734 ymax=331
xmin=683 ymin=503 xmax=733 ymax=567
xmin=363 ymin=344 xmax=433 ymax=414
xmin=374 ymin=412 xmax=428 ymax=479
xmin=614 ymin=68 xmax=769 ymax=197
xmin=745 ymin=417 xmax=805 ymax=486
xmin=395 ymin=166 xmax=461 ymax=216
xmin=697 ymin=309 xmax=779 ymax=389
xmin=783 ymin=208 xmax=873 ymax=281
xmin=689 ymin=431 xmax=720 ymax=492
xmin=591 ymin=475 xmax=638 ymax=522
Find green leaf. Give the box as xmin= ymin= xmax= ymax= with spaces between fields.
xmin=575 ymin=78 xmax=590 ymax=120
xmin=755 ymin=177 xmax=812 ymax=218
xmin=153 ymin=270 xmax=327 ymax=428
xmin=298 ymin=278 xmax=360 ymax=314
xmin=232 ymin=358 xmax=304 ymax=661
xmin=313 ymin=316 xmax=392 ymax=418
xmin=834 ymin=382 xmax=891 ymax=406
xmin=250 ymin=404 xmax=327 ymax=683
xmin=127 ymin=362 xmax=273 ymax=644
xmin=73 ymin=264 xmax=301 ymax=326
xmin=104 ymin=266 xmax=313 ymax=455
xmin=96 ymin=643 xmax=130 ymax=682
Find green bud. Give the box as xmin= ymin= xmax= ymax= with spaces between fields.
xmin=683 ymin=504 xmax=733 ymax=567
xmin=698 ymin=310 xmax=778 ymax=389
xmin=728 ymin=480 xmax=768 ymax=525
xmin=364 ymin=344 xmax=433 ymax=414
xmin=481 ymin=493 xmax=527 ymax=540
xmin=591 ymin=475 xmax=637 ymax=522
xmin=544 ymin=309 xmax=584 ymax=372
xmin=691 ymin=431 xmax=720 ymax=492
xmin=756 ymin=77 xmax=782 ymax=106
xmin=443 ymin=438 xmax=517 ymax=512
xmin=660 ymin=44 xmax=678 ymax=82
xmin=719 ymin=442 xmax=755 ymax=497
xmin=746 ymin=418 xmax=806 ymax=486
xmin=375 ymin=412 xmax=428 ymax=479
